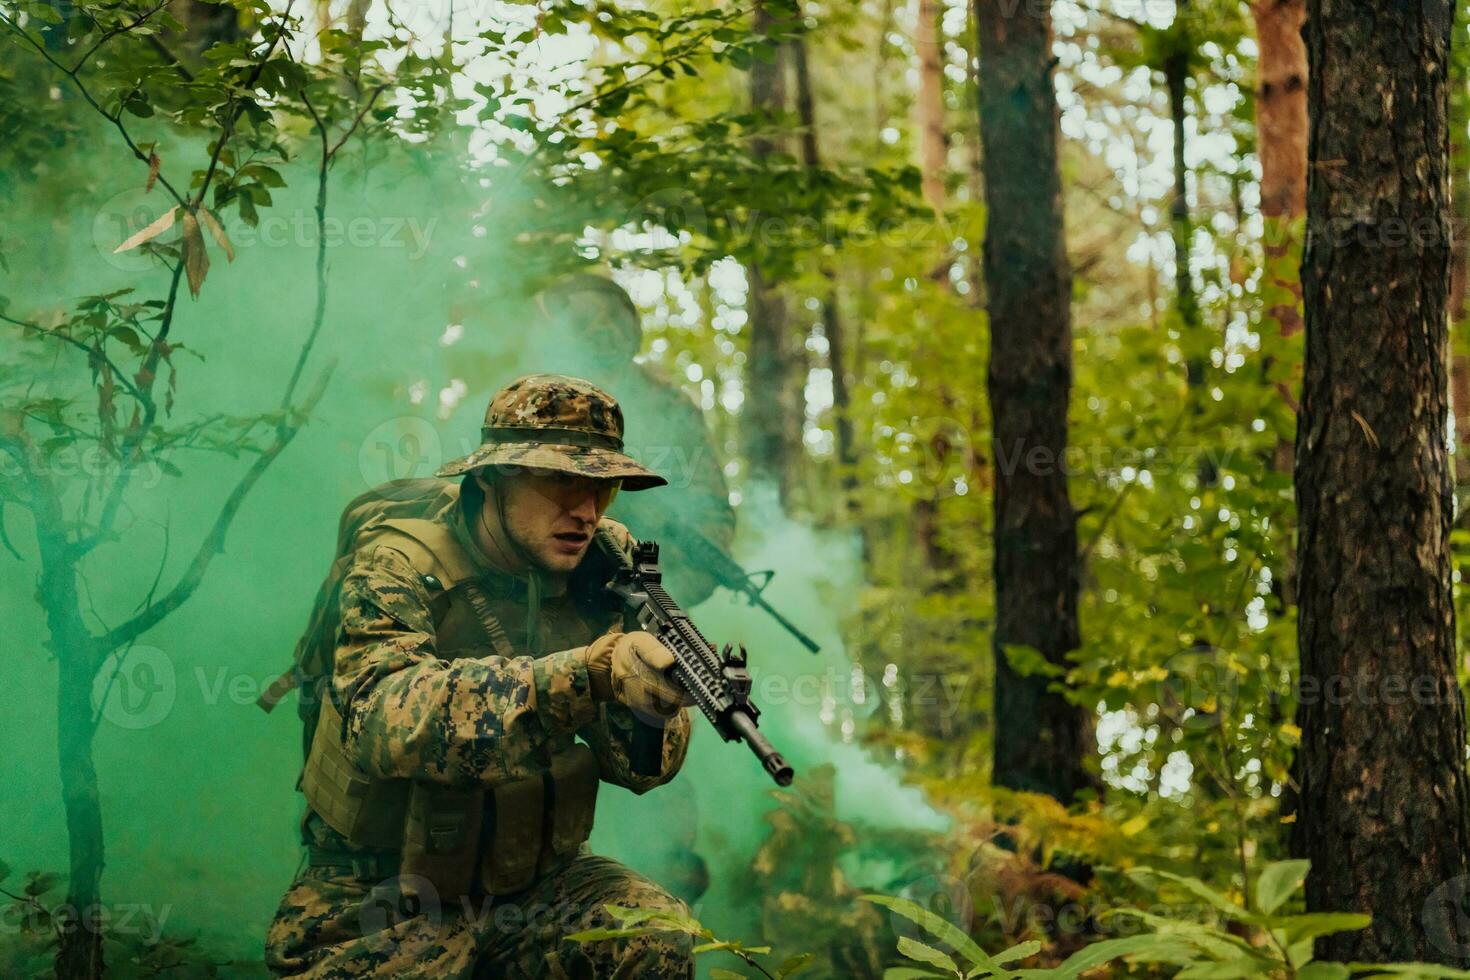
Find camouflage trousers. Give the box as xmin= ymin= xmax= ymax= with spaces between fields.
xmin=266 ymin=849 xmax=694 ymax=979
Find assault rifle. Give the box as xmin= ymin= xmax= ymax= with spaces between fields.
xmin=682 ymin=528 xmax=822 ymax=655
xmin=598 ymin=530 xmax=794 ymax=787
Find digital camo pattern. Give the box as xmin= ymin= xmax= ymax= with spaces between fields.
xmin=266 ymin=851 xmax=695 ymax=979
xmin=268 ymin=495 xmax=694 ymax=976
xmin=436 ymin=374 xmax=667 ymax=489
xmin=330 ymin=540 xmax=692 ymax=789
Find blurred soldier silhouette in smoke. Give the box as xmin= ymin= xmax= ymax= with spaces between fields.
xmin=525 ymin=272 xmax=728 ymax=904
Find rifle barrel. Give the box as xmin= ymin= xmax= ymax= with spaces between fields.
xmin=727 ymin=709 xmax=793 ymax=786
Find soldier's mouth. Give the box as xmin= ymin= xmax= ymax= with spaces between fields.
xmin=553 ymin=531 xmax=590 ymax=545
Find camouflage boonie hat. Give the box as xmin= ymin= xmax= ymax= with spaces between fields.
xmin=436 ymin=374 xmax=667 ymax=490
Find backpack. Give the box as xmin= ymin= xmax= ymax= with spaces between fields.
xmin=256 ymin=477 xmax=460 ymax=760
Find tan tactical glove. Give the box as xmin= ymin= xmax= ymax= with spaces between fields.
xmin=581 ymin=630 xmax=694 ymax=718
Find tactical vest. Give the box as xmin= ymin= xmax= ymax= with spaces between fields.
xmin=300 ymin=511 xmax=616 ymax=902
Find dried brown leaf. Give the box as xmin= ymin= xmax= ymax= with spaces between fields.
xmin=181 ymin=211 xmax=210 ymax=298
xmin=113 ymin=206 xmax=177 ymax=254
xmin=146 ymin=151 xmax=161 ymax=194
xmin=198 ymin=208 xmax=235 ymax=263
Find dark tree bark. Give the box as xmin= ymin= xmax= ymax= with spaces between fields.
xmin=1294 ymin=0 xmax=1470 ymax=964
xmin=744 ymin=1 xmax=794 ymax=494
xmin=975 ymin=0 xmax=1096 ymax=803
xmin=1163 ymin=20 xmax=1200 ymax=349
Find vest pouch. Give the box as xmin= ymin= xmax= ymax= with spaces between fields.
xmin=546 ymin=743 xmax=599 ymax=860
xmin=480 ymin=773 xmax=545 ymax=895
xmin=302 ymin=693 xmax=408 ymax=849
xmin=400 ymin=781 xmax=484 ymax=903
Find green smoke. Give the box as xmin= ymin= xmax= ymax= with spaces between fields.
xmin=2 ymin=119 xmax=942 ymax=977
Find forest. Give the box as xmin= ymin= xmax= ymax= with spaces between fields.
xmin=2 ymin=0 xmax=1470 ymax=977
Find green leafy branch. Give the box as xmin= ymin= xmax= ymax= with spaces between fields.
xmin=567 ymin=904 xmax=815 ymax=979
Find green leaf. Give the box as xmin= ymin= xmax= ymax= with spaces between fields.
xmin=1101 ymin=909 xmax=1258 ymax=959
xmin=1343 ymin=965 xmax=1470 ymax=979
xmin=565 ymin=926 xmax=649 ymax=942
xmin=24 ymin=871 xmax=60 ymax=896
xmin=884 ymin=971 xmax=950 ymax=980
xmin=1255 ymin=859 xmax=1310 ymax=914
xmin=1012 ymin=935 xmax=1204 ymax=979
xmin=776 ymin=952 xmax=815 ymax=977
xmin=862 ymin=895 xmax=995 ymax=973
xmin=1002 ymin=644 xmax=1066 ymax=679
xmin=898 ymin=937 xmax=960 ymax=974
xmin=1127 ymin=867 xmax=1248 ymax=918
xmin=1175 ymin=959 xmax=1262 ymax=979
xmin=709 ymin=970 xmax=748 ymax=980
xmin=991 ymin=941 xmax=1041 ymax=967
xmin=1296 ymin=964 xmax=1350 ymax=980
xmin=1276 ymin=913 xmax=1372 ymax=946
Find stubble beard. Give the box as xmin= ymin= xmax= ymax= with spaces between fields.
xmin=504 ymin=514 xmax=584 ymax=576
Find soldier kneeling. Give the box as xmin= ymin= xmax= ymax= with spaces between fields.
xmin=263 ymin=375 xmax=696 ymax=978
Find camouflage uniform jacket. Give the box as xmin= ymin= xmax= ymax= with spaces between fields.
xmin=304 ymin=483 xmax=692 ymax=862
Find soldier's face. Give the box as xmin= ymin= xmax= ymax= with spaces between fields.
xmin=487 ymin=469 xmax=618 ymax=573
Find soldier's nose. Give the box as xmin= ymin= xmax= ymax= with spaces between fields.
xmin=568 ymin=493 xmax=599 ymax=524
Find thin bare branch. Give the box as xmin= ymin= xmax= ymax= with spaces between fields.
xmin=191 ymin=0 xmax=298 ymax=210
xmin=0 ymin=501 xmax=20 ymax=559
xmin=0 ymin=310 xmax=146 ymax=404
xmin=71 ymin=0 xmax=172 ymax=74
xmin=96 ymin=365 xmax=334 ymax=653
xmin=328 ymin=83 xmax=388 ymax=159
xmin=0 ymin=8 xmax=189 ymax=208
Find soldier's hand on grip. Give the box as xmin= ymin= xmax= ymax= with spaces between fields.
xmin=582 ymin=630 xmax=694 ymax=718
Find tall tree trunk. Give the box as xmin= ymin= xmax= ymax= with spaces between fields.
xmin=37 ymin=479 xmax=106 ymax=980
xmin=1164 ymin=10 xmax=1200 ymax=355
xmin=791 ymin=34 xmax=857 ymax=502
xmin=745 ymin=1 xmax=793 ymax=495
xmin=963 ymin=6 xmax=986 ymax=306
xmin=1294 ymin=0 xmax=1470 ymax=964
xmin=914 ymin=0 xmax=956 ymax=565
xmin=1253 ymin=0 xmax=1307 ymax=577
xmin=975 ymin=0 xmax=1095 ymax=803
xmin=1253 ymin=0 xmax=1307 ymax=339
xmin=916 ymin=0 xmax=948 ymax=213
